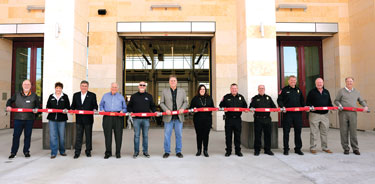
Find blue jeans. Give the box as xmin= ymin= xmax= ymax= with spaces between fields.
xmin=49 ymin=120 xmax=66 ymax=156
xmin=11 ymin=120 xmax=34 ymax=154
xmin=133 ymin=118 xmax=150 ymax=154
xmin=164 ymin=119 xmax=183 ymax=153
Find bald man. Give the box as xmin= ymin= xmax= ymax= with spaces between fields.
xmin=306 ymin=78 xmax=333 ymax=154
xmin=100 ymin=82 xmax=127 ymax=159
xmin=6 ymin=79 xmax=40 ymax=159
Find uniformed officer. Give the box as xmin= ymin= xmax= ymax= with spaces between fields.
xmin=219 ymin=83 xmax=248 ymax=157
xmin=249 ymin=85 xmax=276 ymax=156
xmin=277 ymin=75 xmax=307 ymax=156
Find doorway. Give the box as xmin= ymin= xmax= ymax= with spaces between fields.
xmin=11 ymin=41 xmax=44 ymax=128
xmin=278 ymin=39 xmax=323 ymax=127
xmin=124 ymin=37 xmax=211 ymax=126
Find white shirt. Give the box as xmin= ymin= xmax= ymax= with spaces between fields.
xmin=53 ymin=93 xmax=64 ymax=101
xmin=345 ymin=87 xmax=354 ymax=93
xmin=81 ymin=92 xmax=87 ymax=104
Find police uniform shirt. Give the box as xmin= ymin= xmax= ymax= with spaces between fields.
xmin=219 ymin=93 xmax=248 ymax=118
xmin=277 ymin=85 xmax=305 ymax=108
xmin=249 ymin=94 xmax=276 ymax=117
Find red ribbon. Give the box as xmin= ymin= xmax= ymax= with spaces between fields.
xmin=8 ymin=106 xmax=369 ymax=117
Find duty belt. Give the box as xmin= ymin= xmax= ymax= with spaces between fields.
xmin=254 ymin=115 xmax=270 ymax=119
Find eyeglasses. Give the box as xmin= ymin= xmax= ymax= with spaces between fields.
xmin=139 ymin=84 xmax=146 ymax=87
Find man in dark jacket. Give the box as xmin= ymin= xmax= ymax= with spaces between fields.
xmin=250 ymin=85 xmax=277 ymax=156
xmin=219 ymin=83 xmax=248 ymax=157
xmin=71 ymin=80 xmax=98 ymax=159
xmin=277 ymin=76 xmax=307 ymax=156
xmin=6 ymin=79 xmax=40 ymax=159
xmin=127 ymin=81 xmax=156 ymax=158
xmin=306 ymin=78 xmax=333 ymax=154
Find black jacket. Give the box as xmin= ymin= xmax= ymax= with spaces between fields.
xmin=127 ymin=92 xmax=156 ymax=119
xmin=277 ymin=85 xmax=305 ymax=108
xmin=71 ymin=91 xmax=98 ymax=124
xmin=249 ymin=94 xmax=276 ymax=117
xmin=306 ymin=87 xmax=333 ymax=114
xmin=219 ymin=93 xmax=247 ymax=118
xmin=46 ymin=93 xmax=71 ymax=121
xmin=6 ymin=91 xmax=41 ymax=120
xmin=189 ymin=95 xmax=215 ymax=120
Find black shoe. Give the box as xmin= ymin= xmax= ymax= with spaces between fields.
xmin=254 ymin=151 xmax=260 ymax=156
xmin=163 ymin=153 xmax=170 ymax=158
xmin=86 ymin=152 xmax=91 ymax=157
xmin=133 ymin=153 xmax=139 ymax=159
xmin=176 ymin=152 xmax=183 ymax=158
xmin=51 ymin=155 xmax=56 ymax=159
xmin=295 ymin=150 xmax=304 ymax=155
xmin=104 ymin=154 xmax=111 ymax=159
xmin=24 ymin=152 xmax=30 ymax=158
xmin=116 ymin=154 xmax=121 ymax=159
xmin=344 ymin=150 xmax=349 ymax=155
xmin=60 ymin=153 xmax=67 ymax=156
xmin=353 ymin=150 xmax=361 ymax=155
xmin=196 ymin=149 xmax=202 ymax=156
xmin=225 ymin=152 xmax=231 ymax=157
xmin=143 ymin=152 xmax=150 ymax=158
xmin=283 ymin=150 xmax=289 ymax=155
xmin=9 ymin=154 xmax=16 ymax=159
xmin=265 ymin=150 xmax=274 ymax=156
xmin=203 ymin=151 xmax=209 ymax=157
xmin=74 ymin=154 xmax=80 ymax=159
xmin=235 ymin=152 xmax=243 ymax=157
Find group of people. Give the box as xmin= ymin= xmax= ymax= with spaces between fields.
xmin=5 ymin=75 xmax=368 ymax=160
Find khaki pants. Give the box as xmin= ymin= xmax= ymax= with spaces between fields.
xmin=338 ymin=111 xmax=358 ymax=151
xmin=309 ymin=113 xmax=329 ymax=151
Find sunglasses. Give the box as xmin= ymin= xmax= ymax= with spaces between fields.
xmin=139 ymin=84 xmax=146 ymax=87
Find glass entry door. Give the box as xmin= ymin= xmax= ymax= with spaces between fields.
xmin=11 ymin=42 xmax=44 ymax=128
xmin=279 ymin=40 xmax=323 ymax=127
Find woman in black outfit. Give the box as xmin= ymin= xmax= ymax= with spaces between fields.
xmin=46 ymin=82 xmax=70 ymax=159
xmin=189 ymin=84 xmax=214 ymax=157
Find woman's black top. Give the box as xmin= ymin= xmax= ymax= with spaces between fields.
xmin=46 ymin=93 xmax=71 ymax=121
xmin=189 ymin=95 xmax=215 ymax=120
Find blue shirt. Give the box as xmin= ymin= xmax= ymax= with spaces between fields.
xmin=100 ymin=92 xmax=127 ymax=112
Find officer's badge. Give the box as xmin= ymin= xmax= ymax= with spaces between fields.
xmin=286 ymin=91 xmax=290 ymax=94
xmin=266 ymin=96 xmax=269 ymax=100
xmin=239 ymin=97 xmax=242 ymax=100
xmin=297 ymin=90 xmax=300 ymax=93
xmin=227 ymin=99 xmax=231 ymax=101
xmin=257 ymin=99 xmax=260 ymax=101
xmin=145 ymin=97 xmax=149 ymax=101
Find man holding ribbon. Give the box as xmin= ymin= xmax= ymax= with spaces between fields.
xmin=334 ymin=77 xmax=368 ymax=155
xmin=219 ymin=83 xmax=248 ymax=157
xmin=100 ymin=82 xmax=127 ymax=159
xmin=249 ymin=85 xmax=276 ymax=156
xmin=6 ymin=79 xmax=40 ymax=159
xmin=306 ymin=78 xmax=333 ymax=154
xmin=71 ymin=80 xmax=98 ymax=159
xmin=277 ymin=76 xmax=306 ymax=156
xmin=127 ymin=81 xmax=156 ymax=158
xmin=160 ymin=75 xmax=188 ymax=158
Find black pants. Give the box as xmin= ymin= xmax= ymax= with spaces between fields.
xmin=225 ymin=118 xmax=242 ymax=153
xmin=193 ymin=117 xmax=212 ymax=151
xmin=254 ymin=117 xmax=272 ymax=152
xmin=282 ymin=112 xmax=302 ymax=151
xmin=75 ymin=123 xmax=93 ymax=155
xmin=11 ymin=120 xmax=34 ymax=155
xmin=103 ymin=116 xmax=124 ymax=155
